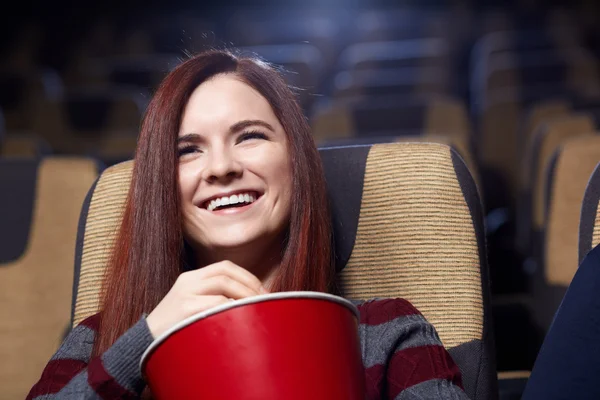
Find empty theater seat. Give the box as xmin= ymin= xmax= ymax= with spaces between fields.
xmin=0 ymin=132 xmax=51 ymax=158
xmin=480 ymin=48 xmax=600 ymax=106
xmin=478 ymin=85 xmax=600 ymax=204
xmin=337 ymin=38 xmax=452 ymax=71
xmin=0 ymin=68 xmax=63 ymax=131
xmin=31 ymin=88 xmax=144 ymax=160
xmin=518 ymin=99 xmax=572 ymax=191
xmin=311 ymin=95 xmax=471 ymax=144
xmin=531 ymin=135 xmax=600 ymax=332
xmin=523 ymin=114 xmax=596 ymax=255
xmin=0 ymin=157 xmax=100 ymax=399
xmin=330 ymin=67 xmax=451 ymax=99
xmin=72 ymin=54 xmax=181 ymax=93
xmin=70 ymin=142 xmax=496 ymax=399
xmin=352 ymin=9 xmax=449 ymax=43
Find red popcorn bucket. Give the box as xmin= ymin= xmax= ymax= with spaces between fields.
xmin=140 ymin=291 xmax=365 ymax=400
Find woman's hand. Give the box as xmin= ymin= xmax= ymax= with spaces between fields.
xmin=146 ymin=260 xmax=267 ymax=338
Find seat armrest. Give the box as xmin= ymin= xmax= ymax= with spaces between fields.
xmin=498 ymin=371 xmax=530 ymax=400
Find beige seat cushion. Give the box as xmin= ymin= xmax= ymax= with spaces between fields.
xmin=546 ymin=135 xmax=600 ymax=286
xmin=532 ymin=114 xmax=595 ymax=230
xmin=0 ymin=158 xmax=98 ymax=399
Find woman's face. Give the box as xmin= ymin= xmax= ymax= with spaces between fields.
xmin=177 ymin=74 xmax=293 ymax=262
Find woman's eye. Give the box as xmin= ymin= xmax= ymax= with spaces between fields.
xmin=238 ymin=131 xmax=268 ymax=143
xmin=177 ymin=145 xmax=200 ymax=157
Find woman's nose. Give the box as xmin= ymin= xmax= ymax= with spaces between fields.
xmin=202 ymin=149 xmax=243 ymax=183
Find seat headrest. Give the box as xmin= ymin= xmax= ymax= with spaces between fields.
xmin=0 ymin=159 xmax=39 ymax=263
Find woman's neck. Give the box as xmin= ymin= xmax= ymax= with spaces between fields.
xmin=195 ymin=241 xmax=283 ymax=290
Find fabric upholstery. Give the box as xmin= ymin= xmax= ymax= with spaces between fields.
xmin=531 ymin=114 xmax=595 ymax=230
xmin=516 ymin=112 xmax=593 ymax=253
xmin=339 ymin=143 xmax=484 ymax=346
xmin=72 ymin=142 xmax=495 ymax=399
xmin=0 ymin=133 xmax=52 ymax=158
xmin=310 ymin=97 xmax=475 ymax=182
xmin=480 ymin=87 xmax=594 ymax=198
xmin=311 ymin=96 xmax=470 ymax=144
xmin=545 ymin=135 xmax=600 ymax=286
xmin=73 ymin=161 xmax=133 ymax=326
xmin=0 ymin=158 xmax=99 ymax=399
xmin=519 ymin=100 xmax=571 ymax=191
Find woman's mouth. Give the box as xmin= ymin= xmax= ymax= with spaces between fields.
xmin=204 ymin=191 xmax=261 ymax=212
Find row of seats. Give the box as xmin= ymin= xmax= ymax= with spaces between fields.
xmin=1 ymin=142 xmax=495 ymax=399
xmin=489 ymin=98 xmax=600 ymax=372
xmin=0 ymin=93 xmax=476 ymax=171
xmin=7 ymin=137 xmax=600 ymax=398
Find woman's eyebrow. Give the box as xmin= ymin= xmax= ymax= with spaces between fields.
xmin=176 ymin=133 xmax=203 ymax=144
xmin=229 ymin=119 xmax=275 ymax=133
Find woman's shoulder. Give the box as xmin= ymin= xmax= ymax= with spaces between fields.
xmin=351 ymin=297 xmax=425 ymax=325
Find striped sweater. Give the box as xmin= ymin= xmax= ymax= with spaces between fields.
xmin=27 ymin=298 xmax=468 ymax=399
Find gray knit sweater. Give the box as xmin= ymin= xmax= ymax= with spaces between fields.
xmin=28 ymin=298 xmax=469 ymax=399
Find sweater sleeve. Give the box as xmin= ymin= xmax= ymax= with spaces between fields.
xmin=26 ymin=314 xmax=154 ymax=400
xmin=357 ymin=298 xmax=469 ymax=400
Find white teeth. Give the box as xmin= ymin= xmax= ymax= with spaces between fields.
xmin=205 ymin=192 xmax=259 ymax=212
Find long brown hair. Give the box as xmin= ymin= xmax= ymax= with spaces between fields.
xmin=94 ymin=50 xmax=333 ymax=356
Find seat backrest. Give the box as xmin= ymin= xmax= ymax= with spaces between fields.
xmin=311 ymin=96 xmax=471 ymax=145
xmin=31 ymin=89 xmax=145 ymax=154
xmin=518 ymin=99 xmax=571 ymax=191
xmin=337 ymin=38 xmax=451 ymax=71
xmin=530 ymin=114 xmax=596 ymax=232
xmin=77 ymin=54 xmax=179 ymax=93
xmin=0 ymin=132 xmax=51 ymax=158
xmin=479 ymin=86 xmax=581 ymax=197
xmin=545 ymin=135 xmax=600 ymax=287
xmin=485 ymin=48 xmax=600 ymax=93
xmin=0 ymin=69 xmax=52 ymax=131
xmin=72 ymin=142 xmax=495 ymax=399
xmin=0 ymin=157 xmax=99 ymax=399
xmin=326 ymin=143 xmax=494 ymax=400
xmin=476 ymin=47 xmax=600 ymax=110
xmin=331 ymin=67 xmax=450 ymax=99
xmin=318 ymin=134 xmax=480 ymax=193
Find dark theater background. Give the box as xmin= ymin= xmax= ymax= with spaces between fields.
xmin=2 ymin=0 xmax=600 ymax=398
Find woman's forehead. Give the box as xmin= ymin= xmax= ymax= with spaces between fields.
xmin=179 ymin=74 xmax=279 ymax=133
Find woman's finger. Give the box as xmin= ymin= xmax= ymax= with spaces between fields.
xmin=189 ymin=274 xmax=261 ymax=298
xmin=182 ymin=260 xmax=266 ymax=294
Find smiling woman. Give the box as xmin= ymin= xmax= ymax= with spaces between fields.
xmin=27 ymin=50 xmax=468 ymax=400
xmin=96 ymin=51 xmax=333 ymax=357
